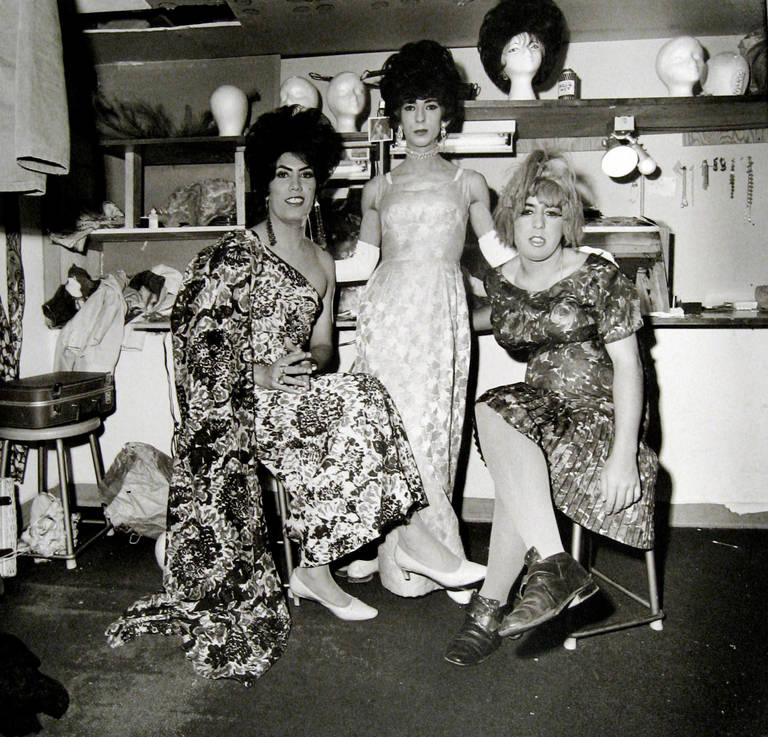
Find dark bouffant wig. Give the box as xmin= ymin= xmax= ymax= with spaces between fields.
xmin=379 ymin=40 xmax=463 ymax=129
xmin=495 ymin=149 xmax=583 ymax=248
xmin=478 ymin=0 xmax=568 ymax=93
xmin=245 ymin=105 xmax=343 ymax=203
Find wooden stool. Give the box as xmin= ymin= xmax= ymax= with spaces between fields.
xmin=564 ymin=521 xmax=664 ymax=650
xmin=0 ymin=417 xmax=111 ymax=569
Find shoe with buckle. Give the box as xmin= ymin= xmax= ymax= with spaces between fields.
xmin=444 ymin=592 xmax=503 ymax=666
xmin=498 ymin=547 xmax=598 ymax=638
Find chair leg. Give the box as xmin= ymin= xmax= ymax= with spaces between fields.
xmin=564 ymin=522 xmax=664 ymax=650
xmin=275 ymin=479 xmax=300 ymax=606
xmin=54 ymin=439 xmax=77 ymax=570
xmin=37 ymin=446 xmax=46 ymax=495
xmin=87 ymin=431 xmax=105 ymax=485
xmin=1 ymin=440 xmax=9 ymax=478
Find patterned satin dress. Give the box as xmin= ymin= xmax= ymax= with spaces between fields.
xmin=354 ymin=166 xmax=473 ymax=596
xmin=480 ymin=254 xmax=657 ymax=549
xmin=107 ymin=230 xmax=426 ymax=685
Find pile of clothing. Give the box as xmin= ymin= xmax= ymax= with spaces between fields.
xmin=42 ymin=264 xmax=181 ymax=374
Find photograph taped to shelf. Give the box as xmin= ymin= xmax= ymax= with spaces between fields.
xmin=368 ymin=116 xmax=393 ymax=143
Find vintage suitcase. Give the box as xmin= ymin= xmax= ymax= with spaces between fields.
xmin=0 ymin=372 xmax=115 ymax=429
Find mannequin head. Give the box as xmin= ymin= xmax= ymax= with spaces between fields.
xmin=702 ymin=52 xmax=750 ymax=96
xmin=279 ymin=76 xmax=321 ymax=110
xmin=655 ymin=36 xmax=707 ymax=96
xmin=326 ymin=72 xmax=368 ymax=132
xmin=478 ymin=0 xmax=567 ymax=100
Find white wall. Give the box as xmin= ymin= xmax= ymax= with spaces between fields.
xmin=6 ymin=33 xmax=767 ymax=520
xmin=293 ymin=35 xmax=768 ymax=518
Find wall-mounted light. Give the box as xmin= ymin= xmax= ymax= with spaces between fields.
xmin=601 ymin=116 xmax=657 ymax=178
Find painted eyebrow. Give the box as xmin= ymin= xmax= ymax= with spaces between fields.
xmin=275 ymin=163 xmax=314 ymax=173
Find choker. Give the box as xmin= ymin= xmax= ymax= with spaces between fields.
xmin=405 ymin=144 xmax=439 ymax=160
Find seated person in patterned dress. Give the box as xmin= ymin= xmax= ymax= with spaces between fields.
xmin=444 ymin=149 xmax=657 ymax=667
xmin=106 ymin=106 xmax=482 ymax=686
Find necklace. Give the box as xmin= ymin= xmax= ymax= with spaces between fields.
xmin=405 ymin=143 xmax=439 ymax=160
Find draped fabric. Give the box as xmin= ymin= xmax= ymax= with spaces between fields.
xmin=0 ymin=0 xmax=69 ymax=195
xmin=106 ymin=232 xmax=290 ymax=686
xmin=0 ymin=195 xmax=26 ymax=480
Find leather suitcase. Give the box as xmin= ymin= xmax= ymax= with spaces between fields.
xmin=0 ymin=372 xmax=115 ymax=429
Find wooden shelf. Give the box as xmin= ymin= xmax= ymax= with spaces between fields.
xmin=88 ymin=225 xmax=243 ymax=244
xmin=100 ymin=136 xmax=245 ymax=166
xmin=99 ymin=136 xmax=246 ymax=229
xmin=647 ymin=310 xmax=768 ymax=328
xmin=464 ymin=96 xmax=768 ymax=139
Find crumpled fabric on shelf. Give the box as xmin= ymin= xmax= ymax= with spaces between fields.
xmin=48 ymin=201 xmax=124 ymax=253
xmin=17 ymin=493 xmax=78 ymax=559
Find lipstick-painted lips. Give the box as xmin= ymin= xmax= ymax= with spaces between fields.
xmin=529 ymin=236 xmax=546 ymax=246
xmin=285 ymin=196 xmax=305 ymax=205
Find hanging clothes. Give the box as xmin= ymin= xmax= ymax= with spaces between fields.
xmin=0 ymin=0 xmax=69 ymax=195
xmin=0 ymin=195 xmax=26 ymax=481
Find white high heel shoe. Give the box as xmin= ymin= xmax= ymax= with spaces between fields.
xmin=335 ymin=557 xmax=379 ymax=583
xmin=393 ymin=546 xmax=486 ymax=589
xmin=289 ymin=570 xmax=378 ymax=621
xmin=446 ymin=588 xmax=474 ymax=605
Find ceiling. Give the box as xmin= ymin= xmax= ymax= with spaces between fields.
xmin=73 ymin=0 xmax=767 ymax=64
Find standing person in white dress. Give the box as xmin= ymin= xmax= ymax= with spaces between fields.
xmin=335 ymin=40 xmax=513 ymax=600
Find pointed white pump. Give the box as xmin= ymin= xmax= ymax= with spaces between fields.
xmin=394 ymin=546 xmax=486 ymax=590
xmin=289 ymin=570 xmax=378 ymax=621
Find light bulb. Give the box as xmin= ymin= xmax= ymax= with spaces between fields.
xmin=602 ymin=143 xmax=638 ymax=178
xmin=634 ymin=144 xmax=657 ymax=175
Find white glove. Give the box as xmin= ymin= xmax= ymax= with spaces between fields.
xmin=478 ymin=231 xmax=514 ymax=268
xmin=334 ymin=240 xmax=380 ymax=282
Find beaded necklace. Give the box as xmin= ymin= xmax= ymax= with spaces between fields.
xmin=405 ymin=143 xmax=439 ymax=160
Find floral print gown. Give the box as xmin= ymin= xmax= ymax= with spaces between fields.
xmin=480 ymin=254 xmax=657 ymax=549
xmin=354 ymin=167 xmax=472 ymax=596
xmin=106 ymin=230 xmax=426 ymax=685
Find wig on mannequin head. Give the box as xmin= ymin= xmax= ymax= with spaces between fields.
xmin=478 ymin=0 xmax=568 ymax=94
xmin=245 ymin=105 xmax=343 ymax=205
xmin=379 ymin=39 xmax=463 ymax=130
xmin=494 ymin=149 xmax=584 ymax=248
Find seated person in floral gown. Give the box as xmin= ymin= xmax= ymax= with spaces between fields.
xmin=106 ymin=105 xmax=467 ymax=686
xmin=444 ymin=149 xmax=657 ymax=667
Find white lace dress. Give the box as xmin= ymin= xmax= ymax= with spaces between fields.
xmin=353 ymin=166 xmax=472 ymax=596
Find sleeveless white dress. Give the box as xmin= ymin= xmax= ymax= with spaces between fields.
xmin=354 ymin=166 xmax=472 ymax=596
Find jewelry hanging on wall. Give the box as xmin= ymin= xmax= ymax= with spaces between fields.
xmin=745 ymin=155 xmax=754 ymax=224
xmin=729 ymin=158 xmax=735 ymax=199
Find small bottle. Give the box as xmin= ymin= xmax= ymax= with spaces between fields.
xmin=557 ymin=68 xmax=580 ymax=100
xmin=148 ymin=208 xmax=159 ymax=229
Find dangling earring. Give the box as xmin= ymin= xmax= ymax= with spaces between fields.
xmin=313 ymin=198 xmax=326 ymax=247
xmin=396 ymin=125 xmax=404 ymax=144
xmin=439 ymin=121 xmax=448 ymax=144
